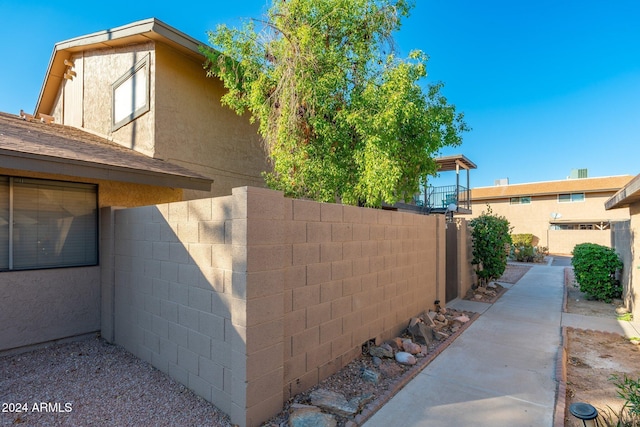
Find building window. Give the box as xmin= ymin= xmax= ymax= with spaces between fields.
xmin=558 ymin=193 xmax=585 ymax=203
xmin=112 ymin=55 xmax=150 ymax=131
xmin=510 ymin=196 xmax=531 ymax=205
xmin=0 ymin=176 xmax=98 ymax=271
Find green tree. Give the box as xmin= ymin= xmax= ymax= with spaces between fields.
xmin=201 ymin=0 xmax=469 ymax=206
xmin=470 ymin=206 xmax=512 ymax=286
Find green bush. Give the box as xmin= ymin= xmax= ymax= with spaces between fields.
xmin=470 ymin=206 xmax=512 ymax=286
xmin=511 ymin=233 xmax=534 ymax=246
xmin=571 ymin=243 xmax=623 ymax=302
xmin=510 ymin=234 xmax=547 ymax=263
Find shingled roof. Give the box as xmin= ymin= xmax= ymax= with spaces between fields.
xmin=0 ymin=111 xmax=212 ymax=190
xmin=471 ymin=175 xmax=633 ymax=200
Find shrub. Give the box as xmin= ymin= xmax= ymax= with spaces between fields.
xmin=470 ymin=206 xmax=512 ymax=286
xmin=510 ymin=234 xmax=547 ymax=263
xmin=571 ymin=243 xmax=623 ymax=302
xmin=511 ymin=233 xmax=534 ymax=246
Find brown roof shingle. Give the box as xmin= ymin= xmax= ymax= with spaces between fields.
xmin=0 ymin=111 xmax=212 ymax=190
xmin=471 ymin=175 xmax=634 ymax=200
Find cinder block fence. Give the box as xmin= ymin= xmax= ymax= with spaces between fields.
xmin=102 ymin=186 xmax=447 ymax=427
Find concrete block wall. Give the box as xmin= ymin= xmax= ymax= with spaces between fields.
xmin=109 ymin=186 xmax=445 ymax=427
xmin=279 ymin=193 xmax=446 ymax=400
xmin=112 ymin=194 xmax=237 ymax=418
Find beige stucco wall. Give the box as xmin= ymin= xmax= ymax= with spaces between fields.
xmin=470 ymin=192 xmax=629 ymax=253
xmin=153 ymin=43 xmax=268 ymax=199
xmin=0 ymin=267 xmax=100 ymax=353
xmin=50 ymin=40 xmax=268 ymax=201
xmin=109 ymin=186 xmax=445 ymax=427
xmin=628 ymin=204 xmax=640 ymax=318
xmin=51 ymin=44 xmax=157 ymax=157
xmin=0 ymin=167 xmax=183 ymax=354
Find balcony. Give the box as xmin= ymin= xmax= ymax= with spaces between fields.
xmin=388 ymin=154 xmax=476 ymax=215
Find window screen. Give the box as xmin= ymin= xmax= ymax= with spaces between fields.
xmin=1 ymin=177 xmax=97 ymax=270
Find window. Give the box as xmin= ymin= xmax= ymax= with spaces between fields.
xmin=558 ymin=193 xmax=585 ymax=203
xmin=0 ymin=177 xmax=98 ymax=270
xmin=112 ymin=55 xmax=150 ymax=130
xmin=510 ymin=196 xmax=531 ymax=205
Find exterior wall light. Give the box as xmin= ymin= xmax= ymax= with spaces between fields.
xmin=569 ymin=402 xmax=599 ymax=427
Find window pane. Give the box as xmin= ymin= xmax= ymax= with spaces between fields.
xmin=510 ymin=197 xmax=519 ymax=205
xmin=572 ymin=193 xmax=585 ymax=202
xmin=521 ymin=196 xmax=531 ymax=204
xmin=0 ymin=177 xmax=8 ymax=269
xmin=558 ymin=194 xmax=571 ymax=203
xmin=12 ymin=179 xmax=97 ymax=269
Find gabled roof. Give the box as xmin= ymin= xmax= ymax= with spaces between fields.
xmin=605 ymin=173 xmax=640 ymax=209
xmin=35 ymin=18 xmax=206 ymax=117
xmin=471 ymin=175 xmax=634 ymax=201
xmin=0 ymin=112 xmax=212 ymax=190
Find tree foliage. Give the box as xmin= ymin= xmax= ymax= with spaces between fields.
xmin=201 ymin=0 xmax=469 ymax=206
xmin=469 ymin=206 xmax=512 ymax=286
xmin=571 ymin=243 xmax=623 ymax=302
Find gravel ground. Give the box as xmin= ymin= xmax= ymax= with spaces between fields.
xmin=0 ymin=337 xmax=232 ymax=427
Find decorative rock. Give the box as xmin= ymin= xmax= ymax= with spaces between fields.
xmin=361 ymin=368 xmax=381 ymax=384
xmin=408 ymin=321 xmax=434 ymax=345
xmin=289 ymin=404 xmax=337 ymax=427
xmin=372 ymin=356 xmax=382 ymax=366
xmin=402 ymin=339 xmax=422 ymax=355
xmin=427 ymin=311 xmax=437 ymax=320
xmin=310 ymin=389 xmax=359 ymax=417
xmin=438 ymin=306 xmax=447 ymax=315
xmin=369 ymin=346 xmax=393 ymax=359
xmin=487 ymin=282 xmax=497 ymax=289
xmin=408 ymin=317 xmax=422 ymax=328
xmin=395 ymin=351 xmax=417 ymax=365
xmin=474 ymin=294 xmax=483 ymax=300
xmin=454 ymin=315 xmax=470 ymax=323
xmin=435 ymin=331 xmax=449 ymax=341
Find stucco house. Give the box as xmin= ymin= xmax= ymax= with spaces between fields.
xmin=469 ymin=174 xmax=633 ymax=254
xmin=0 ymin=17 xmax=268 ymax=354
xmin=606 ymin=174 xmax=640 ymax=320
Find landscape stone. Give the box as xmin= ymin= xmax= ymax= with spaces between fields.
xmin=454 ymin=315 xmax=470 ymax=323
xmin=408 ymin=321 xmax=434 ymax=345
xmin=288 ymin=404 xmax=337 ymax=427
xmin=395 ymin=351 xmax=417 ymax=365
xmin=310 ymin=389 xmax=359 ymax=417
xmin=369 ymin=346 xmax=393 ymax=359
xmin=372 ymin=356 xmax=382 ymax=366
xmin=361 ymin=368 xmax=381 ymax=384
xmin=402 ymin=339 xmax=421 ymax=355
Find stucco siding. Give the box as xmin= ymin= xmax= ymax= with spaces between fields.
xmin=470 ymin=191 xmax=629 ymax=252
xmin=0 ymin=267 xmax=100 ymax=352
xmin=153 ymin=43 xmax=268 ymax=199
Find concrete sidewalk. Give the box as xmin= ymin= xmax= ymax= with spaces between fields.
xmin=363 ymin=263 xmax=565 ymax=427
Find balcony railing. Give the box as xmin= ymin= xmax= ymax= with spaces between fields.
xmin=413 ymin=184 xmax=471 ymax=213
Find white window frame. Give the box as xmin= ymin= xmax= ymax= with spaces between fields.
xmin=112 ymin=55 xmax=150 ymax=131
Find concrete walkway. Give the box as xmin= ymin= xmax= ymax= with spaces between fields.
xmin=363 ymin=261 xmax=640 ymax=427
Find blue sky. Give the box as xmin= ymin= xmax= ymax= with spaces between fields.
xmin=1 ymin=0 xmax=639 ymax=188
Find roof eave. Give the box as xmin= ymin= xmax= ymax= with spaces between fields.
xmin=0 ymin=148 xmax=213 ymax=191
xmin=34 ymin=18 xmax=209 ymax=116
xmin=606 ymin=174 xmax=640 ymax=210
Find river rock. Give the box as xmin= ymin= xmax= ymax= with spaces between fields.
xmin=289 ymin=404 xmax=337 ymax=427
xmin=310 ymin=389 xmax=359 ymax=417
xmin=395 ymin=351 xmax=417 ymax=365
xmin=369 ymin=345 xmax=393 ymax=359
